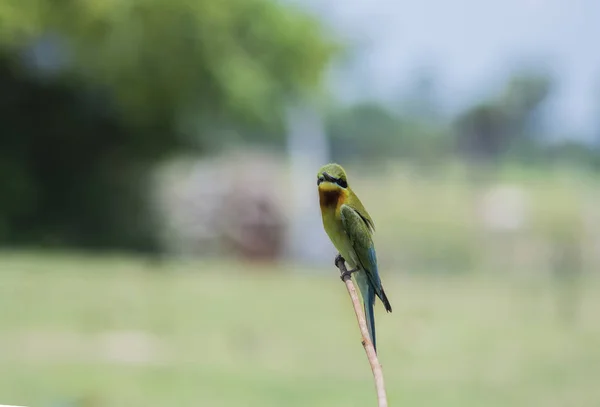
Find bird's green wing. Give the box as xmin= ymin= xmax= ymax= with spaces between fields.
xmin=347 ymin=188 xmax=375 ymax=232
xmin=339 ymin=204 xmax=381 ymax=290
xmin=340 ymin=203 xmax=386 ymax=351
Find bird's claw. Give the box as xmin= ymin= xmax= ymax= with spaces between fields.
xmin=340 ymin=267 xmax=358 ymax=282
xmin=340 ymin=268 xmax=358 ymax=281
xmin=334 ymin=254 xmax=345 ymax=268
xmin=335 ymin=254 xmax=357 ymax=281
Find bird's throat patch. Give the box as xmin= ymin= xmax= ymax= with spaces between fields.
xmin=319 ymin=186 xmax=342 ymax=209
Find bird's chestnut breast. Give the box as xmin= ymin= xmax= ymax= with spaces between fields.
xmin=319 ymin=188 xmax=342 ymax=208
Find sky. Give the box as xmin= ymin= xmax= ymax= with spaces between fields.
xmin=300 ymin=0 xmax=600 ymax=140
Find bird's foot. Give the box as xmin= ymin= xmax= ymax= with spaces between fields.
xmin=335 ymin=254 xmax=358 ymax=281
xmin=340 ymin=267 xmax=359 ymax=282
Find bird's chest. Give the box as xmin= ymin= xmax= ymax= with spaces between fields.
xmin=321 ymin=206 xmax=343 ymax=237
xmin=320 ymin=206 xmax=357 ymax=266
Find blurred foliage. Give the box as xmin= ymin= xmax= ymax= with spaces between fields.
xmin=0 ymin=0 xmax=336 ymax=251
xmin=323 ymin=70 xmax=595 ymax=173
xmin=325 ymin=102 xmax=449 ymax=166
xmin=2 ymin=0 xmax=336 ymax=124
xmin=454 ymin=71 xmax=554 ymax=165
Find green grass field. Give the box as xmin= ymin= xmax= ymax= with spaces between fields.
xmin=1 ymin=252 xmax=599 ymax=407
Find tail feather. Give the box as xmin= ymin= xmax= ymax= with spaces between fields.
xmin=356 ymin=271 xmax=380 ymax=353
xmin=379 ymin=287 xmax=392 ymax=313
xmin=364 ymin=284 xmax=377 ymax=353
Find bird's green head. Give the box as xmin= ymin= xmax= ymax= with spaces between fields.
xmin=317 ymin=163 xmax=348 ymax=189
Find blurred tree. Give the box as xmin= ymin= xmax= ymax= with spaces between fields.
xmin=545 ymin=140 xmax=599 ymax=168
xmin=327 ymin=102 xmax=401 ymax=159
xmin=454 ymin=71 xmax=554 ymax=168
xmin=455 ymin=103 xmax=507 ymax=165
xmin=0 ymin=0 xmax=335 ymax=251
xmin=325 ymin=101 xmax=449 ymax=166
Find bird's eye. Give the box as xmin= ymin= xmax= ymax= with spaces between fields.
xmin=336 ymin=178 xmax=348 ymax=188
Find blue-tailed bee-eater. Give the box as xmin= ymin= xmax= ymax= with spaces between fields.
xmin=317 ymin=163 xmax=392 ymax=352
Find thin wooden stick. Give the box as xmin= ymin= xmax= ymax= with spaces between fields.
xmin=335 ymin=255 xmax=388 ymax=407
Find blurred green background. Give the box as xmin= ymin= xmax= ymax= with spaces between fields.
xmin=1 ymin=0 xmax=599 ymax=406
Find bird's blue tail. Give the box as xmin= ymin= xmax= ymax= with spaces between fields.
xmin=356 ymin=272 xmax=377 ymax=353
xmin=364 ymin=284 xmax=377 ymax=352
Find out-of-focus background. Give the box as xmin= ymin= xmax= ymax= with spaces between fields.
xmin=1 ymin=1 xmax=599 ymax=406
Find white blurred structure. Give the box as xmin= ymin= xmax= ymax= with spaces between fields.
xmin=477 ymin=184 xmax=530 ymax=232
xmin=153 ymin=151 xmax=286 ymax=261
xmin=285 ymin=103 xmax=334 ymax=266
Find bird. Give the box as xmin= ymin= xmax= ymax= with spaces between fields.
xmin=316 ymin=163 xmax=392 ymax=352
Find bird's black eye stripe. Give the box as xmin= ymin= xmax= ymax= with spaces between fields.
xmin=318 ymin=172 xmax=347 ymax=188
